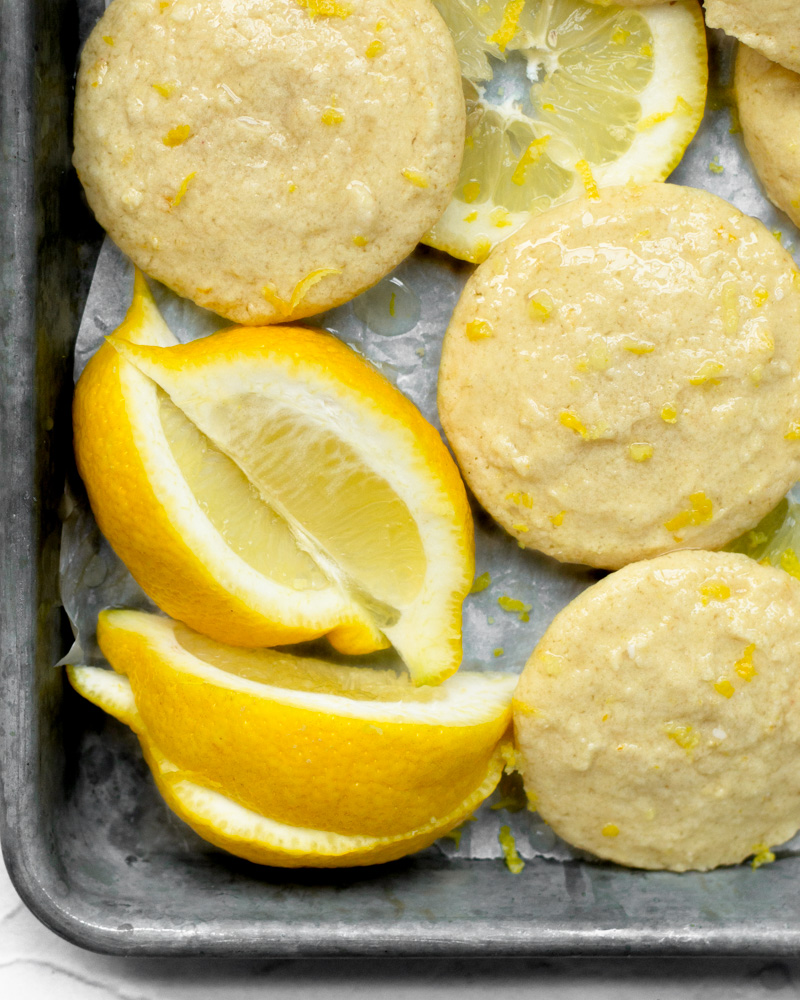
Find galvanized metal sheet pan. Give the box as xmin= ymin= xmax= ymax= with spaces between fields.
xmin=5 ymin=0 xmax=800 ymax=955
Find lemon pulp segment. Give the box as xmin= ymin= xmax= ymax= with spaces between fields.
xmin=158 ymin=390 xmax=329 ymax=592
xmin=427 ymin=0 xmax=707 ymax=261
xmin=188 ymin=393 xmax=427 ymax=616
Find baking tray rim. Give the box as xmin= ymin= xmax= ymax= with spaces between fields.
xmin=4 ymin=0 xmax=800 ymax=959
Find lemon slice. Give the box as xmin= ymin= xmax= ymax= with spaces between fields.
xmin=426 ymin=0 xmax=708 ymax=262
xmin=726 ymin=497 xmax=800 ymax=580
xmin=73 ymin=273 xmax=473 ymax=685
xmin=66 ymin=609 xmax=515 ymax=867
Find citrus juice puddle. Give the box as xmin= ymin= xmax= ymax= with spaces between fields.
xmin=353 ymin=276 xmax=421 ymax=336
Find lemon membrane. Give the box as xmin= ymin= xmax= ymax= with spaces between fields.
xmin=426 ymin=0 xmax=707 ymax=262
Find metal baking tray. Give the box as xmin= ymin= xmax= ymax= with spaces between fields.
xmin=5 ymin=0 xmax=800 ymax=956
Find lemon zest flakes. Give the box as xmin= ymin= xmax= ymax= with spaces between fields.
xmin=753 ymin=286 xmax=769 ymax=307
xmin=169 ymin=171 xmax=196 ymax=208
xmin=462 ymin=180 xmax=481 ymax=203
xmin=714 ymin=678 xmax=735 ymax=699
xmin=640 ymin=42 xmax=653 ymax=58
xmin=559 ymin=409 xmax=588 ymax=439
xmin=709 ymin=156 xmax=724 ymax=175
xmin=781 ymin=547 xmax=800 ymax=580
xmin=402 ymin=168 xmax=429 ymax=188
xmin=464 ymin=210 xmax=478 ymax=223
xmin=294 ymin=0 xmax=352 ymax=19
xmin=700 ymin=579 xmax=730 ymax=606
xmin=611 ymin=26 xmax=630 ymax=45
xmin=494 ymin=647 xmax=505 ymax=657
xmin=623 ymin=339 xmax=655 ymax=355
xmin=785 ymin=422 xmax=800 ymax=440
xmin=735 ymin=643 xmax=757 ymax=682
xmin=636 ymin=95 xmax=693 ymax=132
xmin=487 ymin=0 xmax=525 ymax=54
xmin=506 ymin=491 xmax=534 ymax=509
xmin=688 ymin=360 xmax=725 ymax=386
xmin=498 ymin=595 xmax=532 ymax=623
xmin=575 ymin=159 xmax=599 ymax=200
xmin=352 ymin=234 xmax=368 ymax=247
xmin=575 ymin=343 xmax=609 ymax=371
xmin=152 ymin=81 xmax=175 ymax=98
xmin=512 ymin=523 xmax=529 ymax=533
xmin=558 ymin=410 xmax=607 ymax=441
xmin=661 ymin=403 xmax=678 ymax=424
xmin=498 ymin=825 xmax=525 ymax=873
xmin=103 ymin=35 xmax=114 ymax=46
xmin=529 ymin=296 xmax=552 ymax=321
xmin=537 ymin=650 xmax=563 ymax=677
xmin=601 ymin=823 xmax=620 ymax=838
xmin=664 ymin=492 xmax=713 ymax=537
xmin=665 ymin=724 xmax=699 ymax=753
xmin=490 ymin=206 xmax=513 ymax=228
xmin=262 ymin=268 xmax=341 ymax=317
xmin=628 ymin=442 xmax=653 ymax=462
xmin=751 ymin=844 xmax=776 ymax=870
xmin=321 ymin=96 xmax=344 ymax=125
xmin=163 ymin=124 xmax=192 ymax=147
xmin=721 ymin=281 xmax=739 ymax=335
xmin=512 ymin=136 xmax=551 ymax=186
xmin=470 ymin=571 xmax=491 ymax=594
xmin=466 ymin=319 xmax=493 ymax=341
xmin=471 ymin=237 xmax=491 ymax=263
xmin=549 ymin=510 xmax=565 ymax=527
xmin=366 ymin=39 xmax=383 ymax=58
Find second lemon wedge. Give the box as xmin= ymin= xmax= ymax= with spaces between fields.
xmin=67 ymin=610 xmax=515 ymax=867
xmin=73 ymin=273 xmax=473 ymax=684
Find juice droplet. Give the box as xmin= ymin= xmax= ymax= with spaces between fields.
xmin=353 ymin=276 xmax=421 ymax=336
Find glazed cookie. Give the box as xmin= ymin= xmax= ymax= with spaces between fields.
xmin=736 ymin=44 xmax=800 ymax=229
xmin=705 ymin=0 xmax=800 ymax=75
xmin=73 ymin=0 xmax=465 ymax=324
xmin=513 ymin=550 xmax=800 ymax=872
xmin=438 ymin=182 xmax=800 ymax=569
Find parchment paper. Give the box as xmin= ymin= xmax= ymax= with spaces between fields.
xmin=59 ymin=25 xmax=800 ymax=863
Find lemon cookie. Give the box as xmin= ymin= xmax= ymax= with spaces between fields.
xmin=438 ymin=182 xmax=800 ymax=570
xmin=513 ymin=550 xmax=800 ymax=872
xmin=705 ymin=0 xmax=800 ymax=75
xmin=736 ymin=45 xmax=800 ymax=229
xmin=73 ymin=0 xmax=465 ymax=324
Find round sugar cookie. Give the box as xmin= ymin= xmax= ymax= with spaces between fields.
xmin=513 ymin=550 xmax=800 ymax=872
xmin=736 ymin=44 xmax=800 ymax=229
xmin=73 ymin=0 xmax=465 ymax=324
xmin=438 ymin=182 xmax=800 ymax=570
xmin=705 ymin=0 xmax=800 ymax=75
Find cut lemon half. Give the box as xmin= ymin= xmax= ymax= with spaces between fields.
xmin=73 ymin=273 xmax=473 ymax=685
xmin=66 ymin=609 xmax=515 ymax=867
xmin=426 ymin=0 xmax=708 ymax=262
xmin=726 ymin=497 xmax=800 ymax=580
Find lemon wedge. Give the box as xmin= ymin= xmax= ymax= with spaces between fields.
xmin=426 ymin=0 xmax=708 ymax=262
xmin=73 ymin=273 xmax=473 ymax=685
xmin=67 ymin=610 xmax=515 ymax=867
